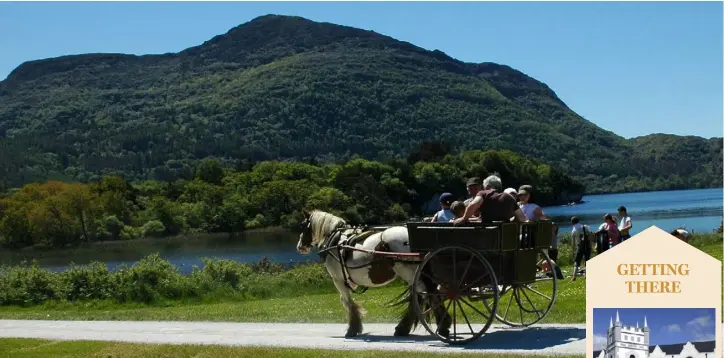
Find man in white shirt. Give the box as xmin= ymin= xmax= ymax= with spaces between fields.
xmin=617 ymin=206 xmax=632 ymax=242
xmin=570 ymin=216 xmax=591 ymax=281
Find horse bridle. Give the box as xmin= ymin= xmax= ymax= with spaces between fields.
xmin=299 ymin=218 xmax=314 ymax=248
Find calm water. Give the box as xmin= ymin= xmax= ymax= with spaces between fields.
xmin=544 ymin=188 xmax=723 ymax=236
xmin=1 ymin=188 xmax=721 ymax=273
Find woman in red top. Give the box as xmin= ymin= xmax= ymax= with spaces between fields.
xmin=603 ymin=214 xmax=620 ymax=246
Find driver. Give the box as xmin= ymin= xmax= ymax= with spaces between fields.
xmin=454 ymin=175 xmax=526 ymax=225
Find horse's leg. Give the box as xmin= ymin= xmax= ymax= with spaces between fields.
xmin=419 ymin=264 xmax=451 ymax=338
xmin=325 ymin=257 xmax=364 ymax=338
xmin=391 ymin=263 xmax=420 ymax=336
xmin=330 ymin=277 xmax=363 ymax=337
xmin=390 ymin=262 xmax=451 ymax=338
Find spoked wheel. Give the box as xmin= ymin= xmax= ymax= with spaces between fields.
xmin=482 ymin=249 xmax=558 ymax=327
xmin=411 ymin=245 xmax=500 ymax=345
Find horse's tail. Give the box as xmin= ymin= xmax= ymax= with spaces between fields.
xmin=386 ymin=274 xmax=436 ymax=331
xmin=387 ymin=284 xmax=423 ymax=331
xmin=387 ymin=284 xmax=412 ymax=308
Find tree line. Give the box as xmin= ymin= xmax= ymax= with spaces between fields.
xmin=0 ymin=149 xmax=583 ymax=249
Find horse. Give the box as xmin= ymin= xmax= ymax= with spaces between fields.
xmin=296 ymin=209 xmax=450 ymax=338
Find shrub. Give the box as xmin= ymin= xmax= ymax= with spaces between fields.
xmin=96 ymin=215 xmax=125 ymax=241
xmin=113 ymin=253 xmax=191 ymax=303
xmin=120 ymin=225 xmax=142 ymax=240
xmin=54 ymin=262 xmax=117 ymax=301
xmin=0 ymin=262 xmax=57 ymax=306
xmin=142 ymin=220 xmax=166 ymax=238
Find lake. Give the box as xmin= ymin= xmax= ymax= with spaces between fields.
xmin=0 ymin=188 xmax=721 ymax=273
xmin=544 ymin=188 xmax=723 ymax=236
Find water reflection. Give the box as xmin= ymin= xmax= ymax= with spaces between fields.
xmin=0 ymin=229 xmax=317 ymax=274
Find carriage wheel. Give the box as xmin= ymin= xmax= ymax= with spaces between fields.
xmin=411 ymin=245 xmax=499 ymax=345
xmin=481 ymin=249 xmax=558 ymax=327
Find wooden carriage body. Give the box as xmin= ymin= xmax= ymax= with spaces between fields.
xmin=405 ymin=220 xmax=553 ymax=286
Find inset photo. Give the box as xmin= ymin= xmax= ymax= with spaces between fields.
xmin=592 ymin=308 xmax=716 ymax=358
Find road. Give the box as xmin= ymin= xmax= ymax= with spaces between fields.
xmin=0 ymin=320 xmax=585 ymax=355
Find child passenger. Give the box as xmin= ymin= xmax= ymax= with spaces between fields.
xmin=430 ymin=193 xmax=456 ymax=223
xmin=450 ymin=201 xmax=466 ymax=221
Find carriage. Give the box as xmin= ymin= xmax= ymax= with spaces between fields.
xmin=401 ymin=219 xmax=558 ymax=345
xmin=299 ymin=210 xmax=558 ymax=345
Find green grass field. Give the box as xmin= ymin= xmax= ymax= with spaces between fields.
xmin=0 ymin=278 xmax=584 ymax=323
xmin=0 ymin=338 xmax=585 ymax=358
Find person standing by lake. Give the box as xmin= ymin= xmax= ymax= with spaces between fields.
xmin=570 ymin=216 xmax=591 ymax=281
xmin=617 ymin=206 xmax=632 ymax=241
xmin=518 ymin=185 xmax=546 ymax=221
xmin=597 ymin=214 xmax=620 ymax=247
xmin=595 ymin=224 xmax=610 ymax=254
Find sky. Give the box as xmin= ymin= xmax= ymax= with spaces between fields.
xmin=592 ymin=308 xmax=716 ymax=350
xmin=0 ymin=1 xmax=722 ymax=139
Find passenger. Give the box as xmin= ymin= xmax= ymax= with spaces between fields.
xmin=517 ymin=185 xmax=547 ymax=221
xmin=430 ymin=193 xmax=455 ymax=223
xmin=449 ymin=201 xmax=466 ymax=221
xmin=504 ymin=187 xmax=518 ymax=202
xmin=617 ymin=206 xmax=633 ymax=242
xmin=463 ymin=177 xmax=483 ymax=220
xmin=454 ymin=174 xmax=526 ymax=225
xmin=570 ymin=216 xmax=592 ymax=281
xmin=462 ymin=178 xmax=476 ymax=206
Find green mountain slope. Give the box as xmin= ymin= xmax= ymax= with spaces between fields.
xmin=0 ymin=14 xmax=720 ymax=193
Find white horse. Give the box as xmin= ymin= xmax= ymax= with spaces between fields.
xmin=296 ymin=209 xmax=450 ymax=338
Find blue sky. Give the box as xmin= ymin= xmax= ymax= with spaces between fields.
xmin=592 ymin=308 xmax=716 ymax=350
xmin=0 ymin=2 xmax=721 ymax=139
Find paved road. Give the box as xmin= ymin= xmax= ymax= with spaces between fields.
xmin=0 ymin=320 xmax=585 ymax=355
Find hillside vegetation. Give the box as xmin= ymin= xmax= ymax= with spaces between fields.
xmin=0 ymin=15 xmax=720 ymax=194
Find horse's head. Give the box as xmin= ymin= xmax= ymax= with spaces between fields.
xmin=296 ymin=209 xmax=347 ymax=255
xmin=297 ymin=210 xmax=314 ymax=255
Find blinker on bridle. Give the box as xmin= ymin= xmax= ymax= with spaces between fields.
xmin=301 ymin=218 xmax=313 ymax=246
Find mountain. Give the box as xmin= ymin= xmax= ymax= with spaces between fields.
xmin=0 ymin=14 xmax=721 ymax=193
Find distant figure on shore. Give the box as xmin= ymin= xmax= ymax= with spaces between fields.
xmin=595 ymin=224 xmax=610 ymax=255
xmin=670 ymin=228 xmax=690 ymax=243
xmin=618 ymin=206 xmax=632 ymax=242
xmin=570 ymin=216 xmax=592 ymax=281
xmin=597 ymin=214 xmax=620 ymax=247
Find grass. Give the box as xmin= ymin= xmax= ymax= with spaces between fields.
xmin=0 ymin=338 xmax=585 ymax=357
xmin=0 ymin=277 xmax=585 ymax=323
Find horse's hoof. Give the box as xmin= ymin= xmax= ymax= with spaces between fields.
xmin=345 ymin=331 xmax=359 ymax=338
xmin=439 ymin=329 xmax=450 ymax=339
xmin=394 ymin=328 xmax=410 ymax=337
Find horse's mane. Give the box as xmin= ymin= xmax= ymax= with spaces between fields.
xmin=309 ymin=210 xmax=348 ymax=248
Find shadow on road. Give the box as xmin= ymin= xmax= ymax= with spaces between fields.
xmin=337 ymin=327 xmax=585 ymax=350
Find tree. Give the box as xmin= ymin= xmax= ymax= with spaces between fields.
xmin=195 ymin=159 xmax=225 ymax=185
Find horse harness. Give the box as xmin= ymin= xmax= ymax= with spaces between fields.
xmin=314 ymin=225 xmax=391 ymax=294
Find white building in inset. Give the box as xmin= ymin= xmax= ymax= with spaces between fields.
xmin=594 ymin=311 xmax=716 ymax=358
